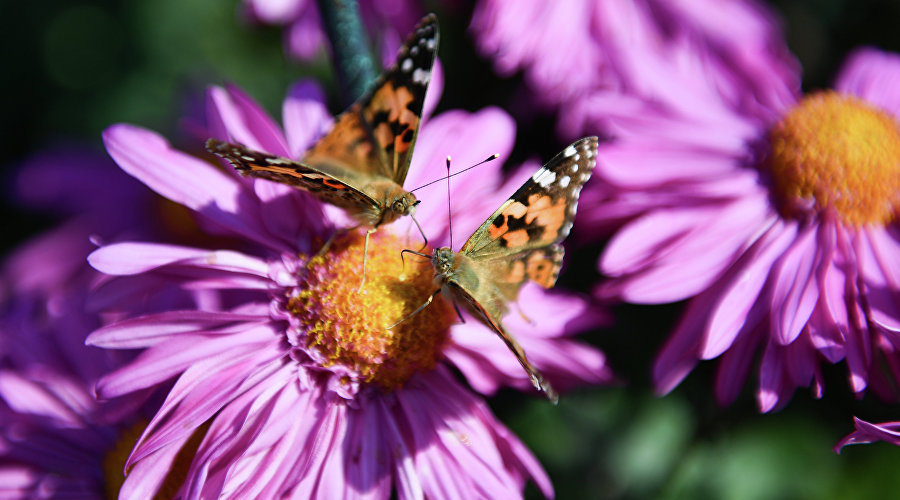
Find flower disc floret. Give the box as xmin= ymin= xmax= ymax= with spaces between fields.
xmin=769 ymin=91 xmax=900 ymax=226
xmin=287 ymin=232 xmax=455 ymax=390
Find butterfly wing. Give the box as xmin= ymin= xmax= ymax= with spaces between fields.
xmin=460 ymin=136 xmax=598 ymax=293
xmin=302 ymin=14 xmax=439 ymax=186
xmin=205 ymin=139 xmax=379 ymax=213
xmin=445 ymin=279 xmax=558 ymax=403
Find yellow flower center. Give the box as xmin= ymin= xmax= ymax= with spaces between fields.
xmin=103 ymin=420 xmax=209 ymax=500
xmin=289 ymin=232 xmax=455 ymax=391
xmin=768 ymin=91 xmax=900 ymax=226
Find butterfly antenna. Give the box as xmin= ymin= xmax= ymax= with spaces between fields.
xmin=446 ymin=156 xmax=453 ymax=250
xmin=409 ymin=154 xmax=499 ymax=193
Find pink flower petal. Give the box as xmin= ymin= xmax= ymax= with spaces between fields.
xmin=602 ymin=196 xmax=770 ymax=303
xmin=834 ymin=47 xmax=900 ymax=119
xmin=206 ymin=85 xmax=291 ymax=157
xmin=703 ymin=220 xmax=796 ymax=358
xmin=103 ymin=124 xmax=290 ymax=251
xmin=769 ymin=224 xmax=820 ymax=345
xmin=87 ymin=310 xmax=270 ymax=349
xmin=96 ymin=325 xmax=279 ymax=399
xmin=282 ymin=80 xmax=333 ymax=158
xmin=88 ymin=242 xmax=270 ymax=277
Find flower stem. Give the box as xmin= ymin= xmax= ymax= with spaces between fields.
xmin=315 ymin=0 xmax=377 ymax=105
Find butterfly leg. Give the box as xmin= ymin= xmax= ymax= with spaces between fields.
xmin=357 ymin=227 xmax=378 ymax=291
xmin=452 ymin=301 xmax=466 ymax=324
xmin=308 ymin=225 xmax=361 ymax=268
xmin=515 ymin=301 xmax=535 ymax=325
xmin=385 ymin=288 xmax=441 ymax=329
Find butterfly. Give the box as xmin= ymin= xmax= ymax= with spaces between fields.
xmin=396 ymin=137 xmax=599 ymax=403
xmin=206 ymin=14 xmax=439 ymax=285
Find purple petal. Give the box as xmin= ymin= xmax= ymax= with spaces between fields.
xmin=205 ymin=85 xmax=291 ymax=157
xmin=87 ymin=310 xmax=270 ymax=349
xmin=703 ymin=220 xmax=796 ymax=357
xmin=602 ymin=197 xmax=769 ymax=303
xmin=127 ymin=343 xmax=284 ymax=467
xmin=835 ymin=417 xmax=900 ymax=452
xmin=103 ymin=124 xmax=290 ymax=251
xmin=88 ymin=242 xmax=269 ymax=277
xmin=833 ymin=47 xmax=900 ymax=119
xmin=282 ymin=80 xmax=332 ymax=158
xmin=859 ymin=227 xmax=900 ymax=332
xmin=96 ymin=325 xmax=279 ymax=399
xmin=769 ymin=224 xmax=820 ymax=345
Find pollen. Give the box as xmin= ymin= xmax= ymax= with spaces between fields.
xmin=768 ymin=91 xmax=900 ymax=226
xmin=288 ymin=232 xmax=455 ymax=391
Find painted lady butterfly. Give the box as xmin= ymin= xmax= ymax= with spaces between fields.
xmin=206 ymin=14 xmax=439 ymax=284
xmin=399 ymin=137 xmax=598 ymax=403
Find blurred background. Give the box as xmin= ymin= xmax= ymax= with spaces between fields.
xmin=3 ymin=0 xmax=900 ymax=498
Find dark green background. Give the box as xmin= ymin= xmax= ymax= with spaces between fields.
xmin=3 ymin=1 xmax=900 ymax=498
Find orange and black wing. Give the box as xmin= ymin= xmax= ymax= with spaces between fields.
xmin=302 ymin=14 xmax=439 ymax=185
xmin=460 ymin=137 xmax=599 ymax=287
xmin=205 ymin=139 xmax=378 ymax=213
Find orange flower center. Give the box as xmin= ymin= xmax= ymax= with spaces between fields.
xmin=768 ymin=91 xmax=900 ymax=226
xmin=289 ymin=232 xmax=454 ymax=391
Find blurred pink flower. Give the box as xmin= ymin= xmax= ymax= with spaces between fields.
xmin=470 ymin=0 xmax=798 ymax=137
xmin=835 ymin=417 xmax=900 ymax=452
xmin=88 ymin=80 xmax=611 ymax=497
xmin=0 ymin=149 xmax=191 ymax=498
xmin=586 ymin=46 xmax=900 ymax=412
xmin=244 ymin=0 xmax=433 ymax=61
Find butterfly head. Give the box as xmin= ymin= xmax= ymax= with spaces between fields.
xmin=387 ymin=192 xmax=420 ymax=220
xmin=431 ymin=247 xmax=456 ymax=276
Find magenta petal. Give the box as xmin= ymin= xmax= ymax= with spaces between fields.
xmin=652 ymin=292 xmax=710 ymax=394
xmin=103 ymin=124 xmax=290 ymax=251
xmin=88 ymin=242 xmax=269 ymax=277
xmin=87 ymin=310 xmax=270 ymax=349
xmin=704 ymin=220 xmax=796 ymax=358
xmin=96 ymin=325 xmax=278 ymax=399
xmin=119 ymin=433 xmax=187 ymax=499
xmin=834 ymin=47 xmax=900 ymax=119
xmin=603 ymin=197 xmax=769 ymax=303
xmin=206 ymin=85 xmax=291 ymax=157
xmin=714 ymin=321 xmax=763 ymax=406
xmin=835 ymin=417 xmax=900 ymax=452
xmin=757 ymin=341 xmax=783 ymax=412
xmin=0 ymin=372 xmax=81 ymax=425
xmin=373 ymin=397 xmax=424 ymax=500
xmin=127 ymin=344 xmax=284 ymax=467
xmin=859 ymin=228 xmax=900 ymax=332
xmin=769 ymin=224 xmax=820 ymax=345
xmin=282 ymin=80 xmax=332 ymax=158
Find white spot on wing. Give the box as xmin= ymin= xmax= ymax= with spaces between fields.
xmin=558 ymin=175 xmax=571 ymax=188
xmin=266 ymin=157 xmax=291 ymax=166
xmin=427 ymin=39 xmax=436 ymax=50
xmin=411 ymin=46 xmax=419 ymax=56
xmin=531 ymin=167 xmax=556 ymax=188
xmin=402 ymin=58 xmax=413 ymax=72
xmin=412 ymin=68 xmax=430 ymax=84
xmin=571 ymin=163 xmax=579 ymax=173
xmin=563 ymin=145 xmax=576 ymax=157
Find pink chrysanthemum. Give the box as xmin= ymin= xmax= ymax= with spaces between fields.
xmin=89 ymin=80 xmax=611 ymax=497
xmin=470 ymin=0 xmax=798 ymax=136
xmin=835 ymin=417 xmax=900 ymax=452
xmin=0 ymin=149 xmax=198 ymax=498
xmin=581 ymin=45 xmax=900 ymax=413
